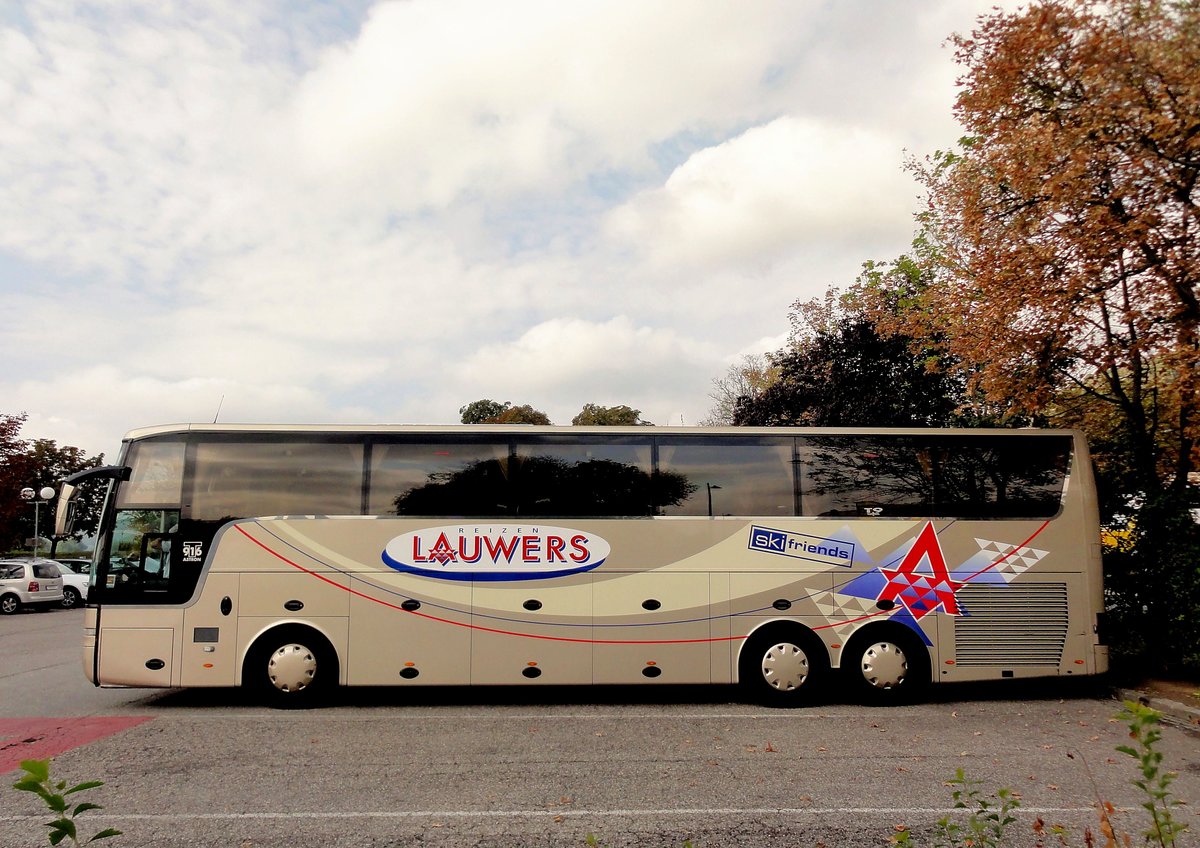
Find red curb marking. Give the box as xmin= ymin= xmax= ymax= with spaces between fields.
xmin=0 ymin=716 xmax=153 ymax=775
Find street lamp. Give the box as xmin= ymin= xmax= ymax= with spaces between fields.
xmin=20 ymin=485 xmax=57 ymax=559
xmin=706 ymin=483 xmax=722 ymax=517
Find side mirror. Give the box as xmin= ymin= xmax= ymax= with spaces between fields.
xmin=54 ymin=465 xmax=132 ymax=536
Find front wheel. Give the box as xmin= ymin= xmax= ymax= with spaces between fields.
xmin=61 ymin=587 xmax=80 ymax=609
xmin=245 ymin=627 xmax=338 ymax=709
xmin=738 ymin=626 xmax=829 ymax=707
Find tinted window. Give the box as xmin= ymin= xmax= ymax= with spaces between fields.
xmin=32 ymin=564 xmax=59 ymax=580
xmin=191 ymin=440 xmax=363 ymax=521
xmin=799 ymin=435 xmax=1069 ymax=518
xmin=656 ymin=437 xmax=794 ymax=517
xmin=0 ymin=564 xmax=22 ymax=580
xmin=932 ymin=436 xmax=1069 ymax=517
xmin=800 ymin=436 xmax=932 ymax=517
xmin=513 ymin=436 xmax=654 ymax=517
xmin=118 ymin=440 xmax=186 ymax=507
xmin=372 ymin=441 xmax=510 ymax=517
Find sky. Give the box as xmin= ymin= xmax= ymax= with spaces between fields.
xmin=0 ymin=0 xmax=1016 ymax=461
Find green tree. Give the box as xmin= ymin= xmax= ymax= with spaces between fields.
xmin=459 ymin=400 xmax=552 ymax=425
xmin=459 ymin=399 xmax=511 ymax=424
xmin=571 ymin=404 xmax=650 ymax=426
xmin=733 ymin=290 xmax=971 ymax=427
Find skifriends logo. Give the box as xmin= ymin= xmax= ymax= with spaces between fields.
xmin=749 ymin=525 xmax=855 ymax=568
xmin=382 ymin=524 xmax=611 ymax=581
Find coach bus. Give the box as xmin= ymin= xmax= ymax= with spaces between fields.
xmin=56 ymin=424 xmax=1107 ymax=707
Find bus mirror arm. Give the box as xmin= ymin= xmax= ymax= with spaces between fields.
xmin=62 ymin=465 xmax=132 ymax=487
xmin=54 ymin=465 xmax=132 ymax=536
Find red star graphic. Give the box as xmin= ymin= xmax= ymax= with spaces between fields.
xmin=877 ymin=521 xmax=964 ymax=620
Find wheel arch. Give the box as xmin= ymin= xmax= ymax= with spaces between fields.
xmin=239 ymin=620 xmax=343 ymax=688
xmin=839 ymin=618 xmax=934 ymax=704
xmin=734 ymin=618 xmax=831 ymax=685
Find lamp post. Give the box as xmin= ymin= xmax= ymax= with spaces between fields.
xmin=20 ymin=486 xmax=57 ymax=559
xmin=706 ymin=483 xmax=722 ymax=517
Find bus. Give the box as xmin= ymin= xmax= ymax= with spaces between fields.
xmin=56 ymin=424 xmax=1108 ymax=707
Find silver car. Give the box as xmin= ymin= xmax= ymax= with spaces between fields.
xmin=0 ymin=560 xmax=65 ymax=614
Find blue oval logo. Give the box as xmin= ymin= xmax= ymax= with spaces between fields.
xmin=381 ymin=524 xmax=610 ymax=582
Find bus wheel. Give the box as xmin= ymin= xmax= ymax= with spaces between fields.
xmin=843 ymin=626 xmax=929 ymax=705
xmin=738 ymin=625 xmax=828 ymax=707
xmin=246 ymin=627 xmax=338 ymax=708
xmin=0 ymin=594 xmax=19 ymax=615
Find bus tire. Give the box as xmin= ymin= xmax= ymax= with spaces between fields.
xmin=842 ymin=624 xmax=929 ymax=705
xmin=244 ymin=626 xmax=338 ymax=709
xmin=737 ymin=624 xmax=828 ymax=707
xmin=0 ymin=593 xmax=19 ymax=615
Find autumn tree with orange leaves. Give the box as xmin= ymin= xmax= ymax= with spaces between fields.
xmin=879 ymin=0 xmax=1199 ymax=670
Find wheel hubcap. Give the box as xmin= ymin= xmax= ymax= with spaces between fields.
xmin=1 ymin=597 xmax=15 ymax=613
xmin=861 ymin=641 xmax=908 ymax=689
xmin=761 ymin=642 xmax=810 ymax=691
xmin=267 ymin=643 xmax=317 ymax=693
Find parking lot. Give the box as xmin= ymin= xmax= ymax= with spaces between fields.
xmin=1 ymin=610 xmax=1198 ymax=847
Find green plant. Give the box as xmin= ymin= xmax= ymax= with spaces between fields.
xmin=935 ymin=768 xmax=1020 ymax=848
xmin=896 ymin=703 xmax=1189 ymax=847
xmin=12 ymin=759 xmax=121 ymax=846
xmin=1115 ymin=701 xmax=1188 ymax=847
xmin=890 ymin=769 xmax=1020 ymax=847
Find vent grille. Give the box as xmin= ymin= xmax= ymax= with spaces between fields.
xmin=954 ymin=584 xmax=1068 ymax=667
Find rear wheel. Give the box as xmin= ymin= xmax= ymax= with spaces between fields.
xmin=61 ymin=587 xmax=80 ymax=609
xmin=0 ymin=594 xmax=19 ymax=615
xmin=843 ymin=625 xmax=930 ymax=704
xmin=245 ymin=627 xmax=338 ymax=709
xmin=738 ymin=625 xmax=829 ymax=707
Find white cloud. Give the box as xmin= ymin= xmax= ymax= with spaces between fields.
xmin=452 ymin=316 xmax=722 ymax=425
xmin=605 ymin=116 xmax=917 ymax=270
xmin=292 ymin=0 xmax=799 ymax=210
xmin=0 ymin=0 xmax=1022 ymax=458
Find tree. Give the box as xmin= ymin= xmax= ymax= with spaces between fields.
xmin=571 ymin=404 xmax=650 ymax=426
xmin=0 ymin=413 xmax=105 ymax=553
xmin=0 ymin=413 xmax=34 ymax=552
xmin=459 ymin=400 xmax=553 ymax=425
xmin=733 ymin=289 xmax=972 ymax=427
xmin=898 ymin=0 xmax=1200 ymax=671
xmin=701 ymin=354 xmax=779 ymax=425
xmin=459 ymin=399 xmax=510 ymax=424
xmin=905 ymin=0 xmax=1199 ymax=497
xmin=492 ymin=404 xmax=552 ymax=425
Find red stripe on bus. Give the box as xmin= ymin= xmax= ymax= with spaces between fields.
xmin=232 ymin=520 xmax=1048 ymax=646
xmin=233 ymin=524 xmax=742 ymax=645
xmin=0 ymin=716 xmax=152 ymax=775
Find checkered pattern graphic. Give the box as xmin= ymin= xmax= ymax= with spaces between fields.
xmin=974 ymin=537 xmax=1048 ymax=581
xmin=811 ymin=591 xmax=879 ymax=637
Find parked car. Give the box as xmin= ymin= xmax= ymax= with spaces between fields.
xmin=49 ymin=562 xmax=89 ymax=608
xmin=56 ymin=558 xmax=92 ymax=575
xmin=0 ymin=559 xmax=64 ymax=614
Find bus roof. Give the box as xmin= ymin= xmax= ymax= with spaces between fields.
xmin=121 ymin=423 xmax=1082 ymax=441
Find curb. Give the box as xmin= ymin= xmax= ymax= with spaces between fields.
xmin=1116 ymin=688 xmax=1200 ymax=735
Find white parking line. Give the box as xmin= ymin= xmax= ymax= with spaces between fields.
xmin=2 ymin=805 xmax=1114 ymax=822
